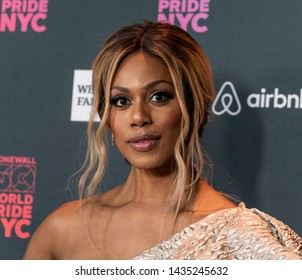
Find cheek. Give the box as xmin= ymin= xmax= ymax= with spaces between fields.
xmin=108 ymin=112 xmax=129 ymax=148
xmin=108 ymin=110 xmax=115 ymax=129
xmin=108 ymin=110 xmax=121 ymax=135
xmin=159 ymin=107 xmax=182 ymax=130
xmin=155 ymin=110 xmax=182 ymax=143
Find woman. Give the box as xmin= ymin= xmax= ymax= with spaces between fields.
xmin=23 ymin=21 xmax=302 ymax=260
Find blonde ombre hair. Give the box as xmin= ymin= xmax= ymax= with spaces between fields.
xmin=79 ymin=20 xmax=215 ymax=213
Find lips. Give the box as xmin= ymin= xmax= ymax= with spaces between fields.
xmin=128 ymin=134 xmax=161 ymax=152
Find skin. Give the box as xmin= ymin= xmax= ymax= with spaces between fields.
xmin=110 ymin=52 xmax=182 ymax=174
xmin=23 ymin=52 xmax=236 ymax=260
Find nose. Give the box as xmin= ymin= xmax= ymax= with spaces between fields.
xmin=130 ymin=101 xmax=153 ymax=128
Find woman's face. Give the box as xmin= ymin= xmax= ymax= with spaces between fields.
xmin=108 ymin=52 xmax=182 ymax=172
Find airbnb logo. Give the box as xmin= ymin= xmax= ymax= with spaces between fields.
xmin=212 ymin=81 xmax=302 ymax=116
xmin=212 ymin=81 xmax=241 ymax=116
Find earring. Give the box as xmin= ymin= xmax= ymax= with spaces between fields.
xmin=111 ymin=134 xmax=115 ymax=145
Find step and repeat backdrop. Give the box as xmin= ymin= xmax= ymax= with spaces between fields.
xmin=1 ymin=0 xmax=302 ymax=259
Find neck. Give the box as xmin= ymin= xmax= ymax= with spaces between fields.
xmin=119 ymin=166 xmax=176 ymax=205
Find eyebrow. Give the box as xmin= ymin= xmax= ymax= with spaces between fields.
xmin=111 ymin=79 xmax=174 ymax=92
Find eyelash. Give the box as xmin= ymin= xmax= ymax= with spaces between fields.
xmin=110 ymin=91 xmax=174 ymax=108
xmin=150 ymin=90 xmax=174 ymax=103
xmin=110 ymin=95 xmax=130 ymax=108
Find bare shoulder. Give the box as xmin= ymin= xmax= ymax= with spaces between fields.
xmin=23 ymin=200 xmax=82 ymax=259
xmin=193 ymin=180 xmax=237 ymax=213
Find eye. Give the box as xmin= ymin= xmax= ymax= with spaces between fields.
xmin=110 ymin=95 xmax=131 ymax=108
xmin=149 ymin=90 xmax=174 ymax=104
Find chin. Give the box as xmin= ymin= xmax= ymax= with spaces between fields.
xmin=126 ymin=156 xmax=175 ymax=173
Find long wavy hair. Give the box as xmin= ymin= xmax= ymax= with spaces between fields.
xmin=78 ymin=20 xmax=215 ymax=213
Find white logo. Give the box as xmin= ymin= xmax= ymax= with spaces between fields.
xmin=212 ymin=81 xmax=241 ymax=116
xmin=247 ymin=88 xmax=302 ymax=109
xmin=70 ymin=70 xmax=99 ymax=122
